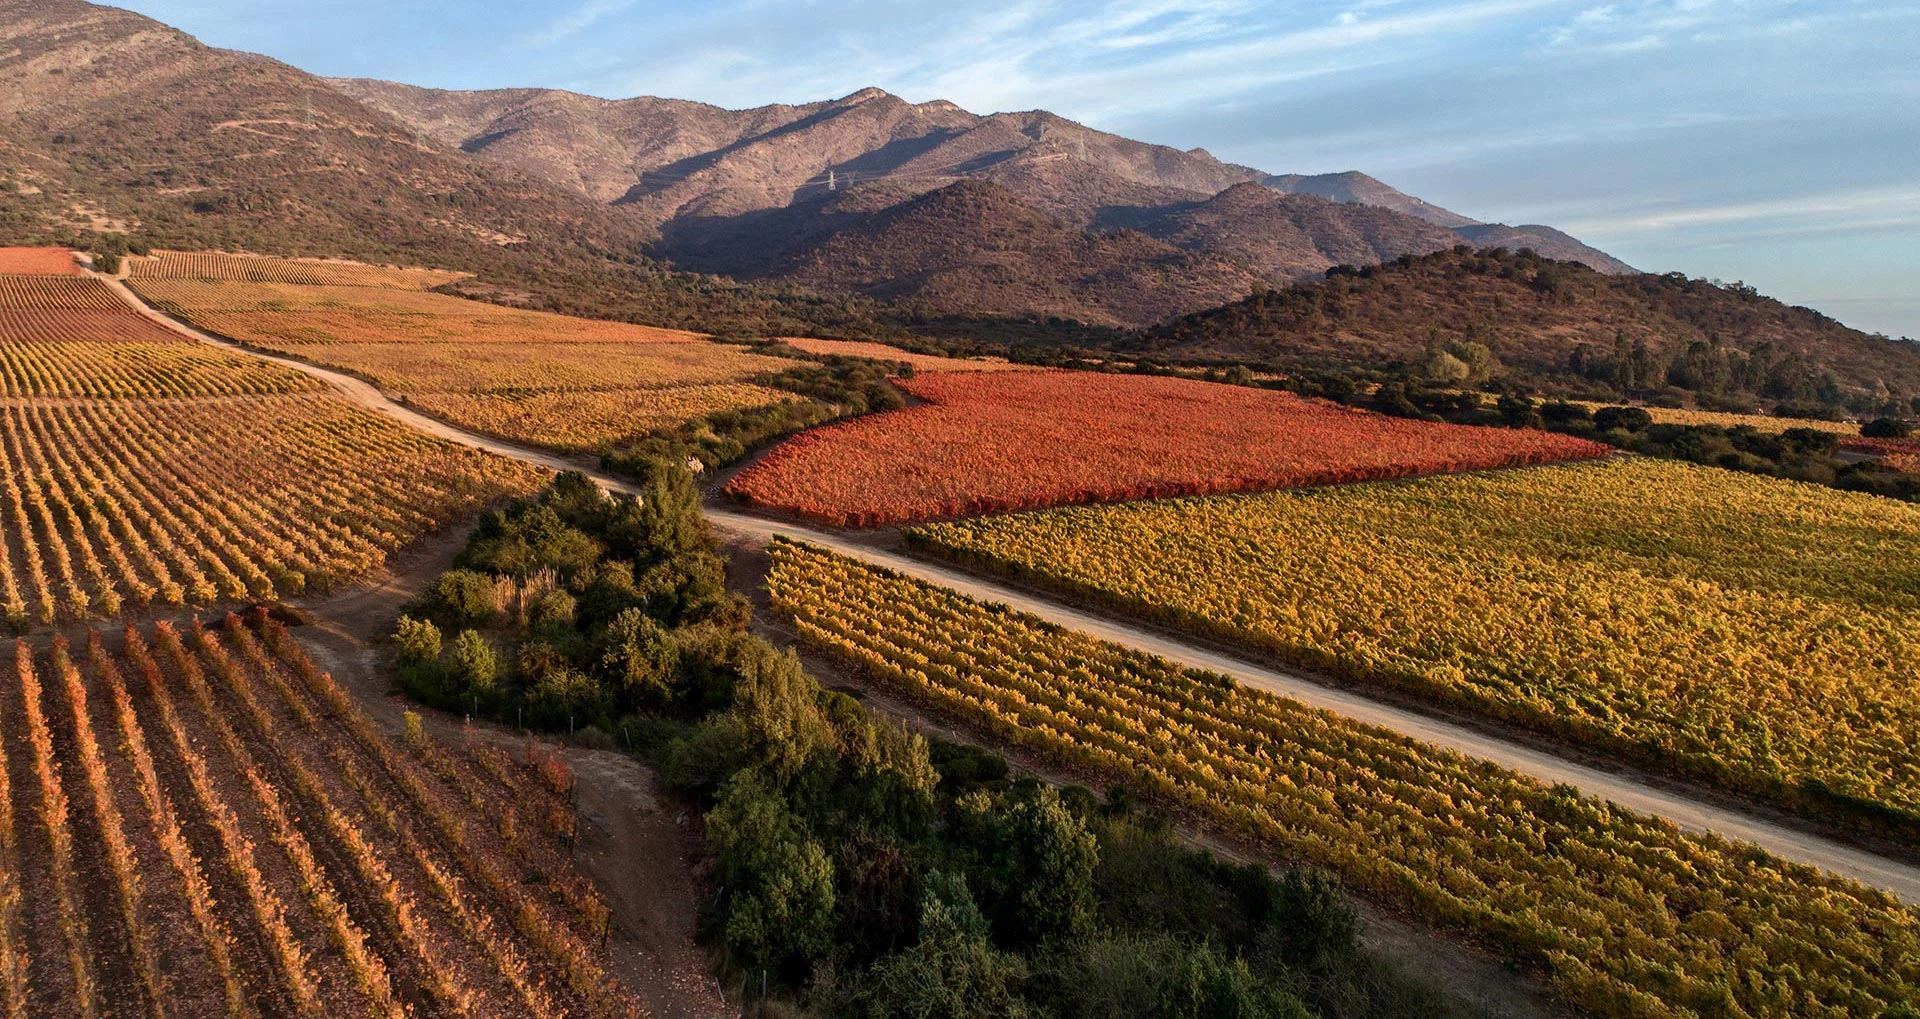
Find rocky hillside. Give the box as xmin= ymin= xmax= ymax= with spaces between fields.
xmin=773 ymin=180 xmax=1266 ymax=326
xmin=0 ymin=0 xmax=647 ymax=261
xmin=1141 ymin=247 xmax=1920 ymax=403
xmin=0 ymin=0 xmax=922 ymax=337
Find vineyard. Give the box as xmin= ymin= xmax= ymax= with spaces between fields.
xmin=1842 ymin=436 xmax=1920 ymax=474
xmin=129 ymin=281 xmax=709 ymax=344
xmin=0 ymin=394 xmax=540 ymax=625
xmin=1568 ymin=402 xmax=1861 ymax=434
xmin=910 ymin=457 xmax=1920 ymax=825
xmin=725 ymin=371 xmax=1612 ymax=525
xmin=0 ymin=276 xmax=324 ymax=398
xmin=0 ymin=247 xmax=80 ymax=275
xmin=130 ymin=278 xmax=799 ymax=452
xmin=129 ymin=251 xmax=471 ymax=289
xmin=765 ymin=539 xmax=1920 ymax=1019
xmin=405 ymin=386 xmax=795 ymax=453
xmin=773 ymin=336 xmax=1024 ymax=372
xmin=0 ymin=613 xmax=640 ymax=1017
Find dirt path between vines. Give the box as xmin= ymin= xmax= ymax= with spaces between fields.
xmin=103 ymin=272 xmax=1920 ymax=900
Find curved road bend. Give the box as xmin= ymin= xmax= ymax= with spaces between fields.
xmin=101 ymin=273 xmax=1920 ymax=904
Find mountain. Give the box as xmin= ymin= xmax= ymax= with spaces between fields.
xmin=0 ymin=0 xmax=648 ymax=260
xmin=1142 ymin=247 xmax=1920 ymax=402
xmin=331 ymin=78 xmax=1634 ymax=314
xmin=771 ymin=179 xmax=1266 ymax=326
xmin=1102 ymin=182 xmax=1466 ymax=280
xmin=0 ymin=0 xmax=925 ymax=339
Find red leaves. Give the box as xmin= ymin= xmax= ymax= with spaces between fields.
xmin=728 ymin=371 xmax=1612 ymax=526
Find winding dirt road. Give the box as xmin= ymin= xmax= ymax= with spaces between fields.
xmin=101 ymin=273 xmax=1920 ymax=904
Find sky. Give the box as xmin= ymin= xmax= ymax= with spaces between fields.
xmin=118 ymin=0 xmax=1920 ymax=339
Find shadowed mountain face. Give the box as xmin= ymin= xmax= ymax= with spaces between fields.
xmin=331 ymin=78 xmax=1635 ymax=323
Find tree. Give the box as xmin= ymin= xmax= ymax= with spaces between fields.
xmin=1862 ymin=418 xmax=1914 ymax=439
xmin=449 ymin=630 xmax=497 ymax=697
xmin=432 ymin=569 xmax=498 ymax=626
xmin=394 ymin=615 xmax=441 ymax=665
xmin=958 ymin=787 xmax=1099 ymax=948
xmin=597 ymin=607 xmax=674 ymax=701
xmin=1593 ymin=406 xmax=1653 ymax=433
xmin=705 ymin=771 xmax=837 ymax=967
xmin=1153 ymin=943 xmax=1307 ymax=1019
xmin=1540 ymin=401 xmax=1590 ymax=426
xmin=1496 ymin=394 xmax=1540 ymax=429
xmin=1421 ymin=348 xmax=1470 ymax=384
xmin=728 ymin=643 xmax=835 ymax=783
xmin=852 ymin=872 xmax=1031 ymax=1019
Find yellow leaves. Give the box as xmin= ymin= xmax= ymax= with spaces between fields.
xmin=763 ymin=540 xmax=1920 ymax=1018
xmin=913 ymin=458 xmax=1920 ymax=822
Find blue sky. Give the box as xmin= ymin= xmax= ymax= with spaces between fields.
xmin=120 ymin=0 xmax=1919 ymax=338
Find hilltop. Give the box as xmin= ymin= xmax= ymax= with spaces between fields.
xmin=1140 ymin=247 xmax=1920 ymax=406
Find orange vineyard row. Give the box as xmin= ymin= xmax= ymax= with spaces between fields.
xmin=0 ymin=248 xmax=80 ymax=275
xmin=0 ymin=618 xmax=641 ymax=1017
xmin=129 ymin=251 xmax=471 ymax=289
xmin=0 ymin=395 xmax=540 ymax=625
xmin=727 ymin=371 xmax=1613 ymax=525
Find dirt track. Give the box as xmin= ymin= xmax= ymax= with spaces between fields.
xmin=100 ymin=271 xmax=1920 ymax=906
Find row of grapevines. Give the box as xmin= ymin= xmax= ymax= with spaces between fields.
xmin=0 ymin=395 xmax=540 ymax=625
xmin=764 ymin=538 xmax=1920 ymax=1019
xmin=128 ymin=252 xmax=469 ymax=289
xmin=0 ymin=621 xmax=641 ymax=1017
xmin=726 ymin=371 xmax=1611 ymax=526
xmin=909 ymin=456 xmax=1920 ymax=827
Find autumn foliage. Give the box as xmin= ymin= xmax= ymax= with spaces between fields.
xmin=766 ymin=539 xmax=1920 ymax=1019
xmin=0 ymin=247 xmax=79 ymax=275
xmin=912 ymin=458 xmax=1920 ymax=826
xmin=0 ymin=618 xmax=638 ymax=1018
xmin=726 ymin=371 xmax=1611 ymax=525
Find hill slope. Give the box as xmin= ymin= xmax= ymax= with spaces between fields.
xmin=773 ymin=179 xmax=1266 ymax=326
xmin=1141 ymin=247 xmax=1920 ymax=404
xmin=0 ymin=0 xmax=647 ymax=260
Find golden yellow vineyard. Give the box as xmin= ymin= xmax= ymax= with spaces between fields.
xmin=132 ymin=278 xmax=797 ymax=451
xmin=766 ymin=540 xmax=1919 ymax=1019
xmin=911 ymin=458 xmax=1920 ymax=825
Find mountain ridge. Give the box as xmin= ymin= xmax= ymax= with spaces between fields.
xmin=329 ymin=75 xmax=1637 ymax=311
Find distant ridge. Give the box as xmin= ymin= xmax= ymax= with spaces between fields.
xmin=331 ymin=78 xmax=1635 ymax=322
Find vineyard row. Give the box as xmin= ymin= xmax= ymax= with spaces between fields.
xmin=765 ymin=539 xmax=1919 ymax=1019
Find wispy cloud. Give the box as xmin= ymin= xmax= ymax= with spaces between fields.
xmin=522 ymin=0 xmax=639 ymax=49
xmin=1565 ymin=185 xmax=1920 ymax=238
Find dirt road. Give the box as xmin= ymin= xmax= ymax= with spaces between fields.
xmin=102 ymin=272 xmax=1920 ymax=905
